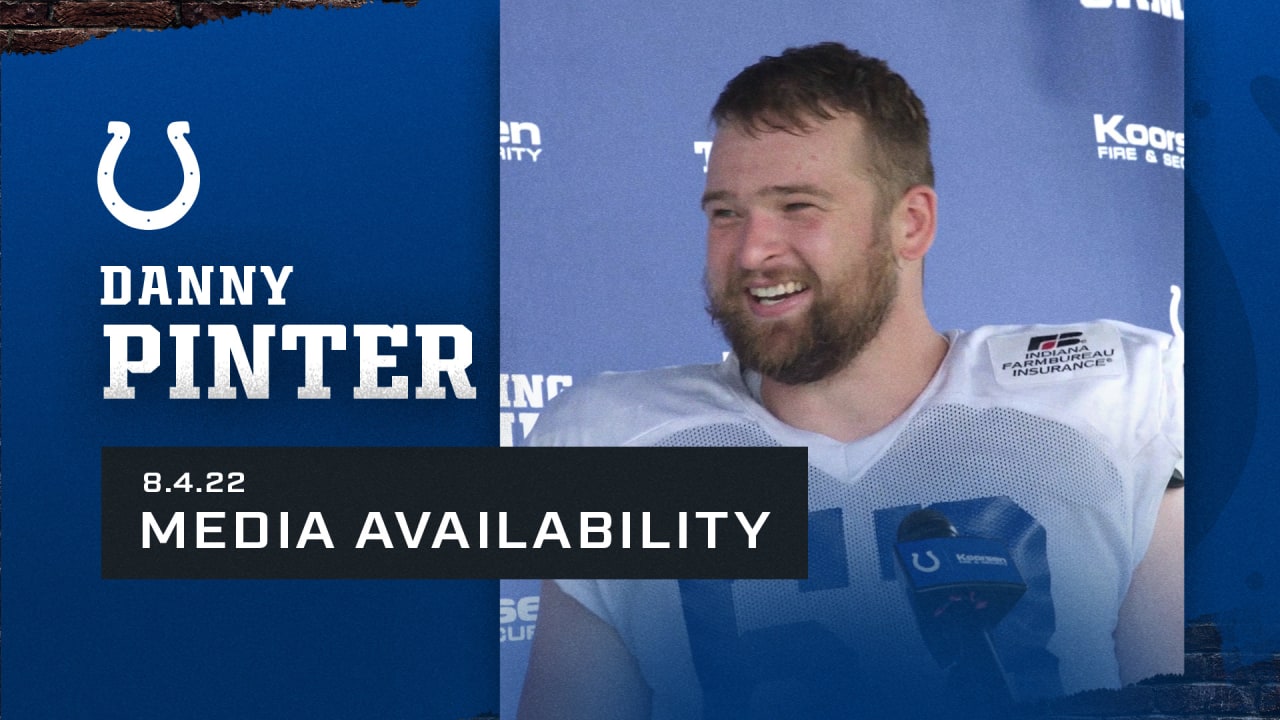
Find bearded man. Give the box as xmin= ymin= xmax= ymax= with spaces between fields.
xmin=517 ymin=42 xmax=1184 ymax=720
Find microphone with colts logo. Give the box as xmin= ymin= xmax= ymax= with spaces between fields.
xmin=895 ymin=508 xmax=1027 ymax=718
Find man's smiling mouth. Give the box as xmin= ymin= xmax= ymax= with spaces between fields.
xmin=750 ymin=281 xmax=809 ymax=306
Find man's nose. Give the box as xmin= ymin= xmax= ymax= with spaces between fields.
xmin=736 ymin=213 xmax=784 ymax=269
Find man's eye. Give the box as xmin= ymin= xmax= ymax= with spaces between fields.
xmin=784 ymin=202 xmax=815 ymax=212
xmin=708 ymin=208 xmax=737 ymax=220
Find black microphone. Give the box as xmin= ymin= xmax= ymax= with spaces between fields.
xmin=895 ymin=508 xmax=1027 ymax=718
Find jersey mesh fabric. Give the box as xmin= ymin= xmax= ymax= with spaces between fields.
xmin=651 ymin=401 xmax=1126 ymax=715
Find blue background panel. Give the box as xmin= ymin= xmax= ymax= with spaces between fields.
xmin=2 ymin=5 xmax=499 ymax=718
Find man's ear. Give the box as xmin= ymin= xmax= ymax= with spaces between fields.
xmin=893 ymin=185 xmax=937 ymax=262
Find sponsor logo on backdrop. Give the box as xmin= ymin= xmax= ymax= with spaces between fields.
xmin=501 ymin=121 xmax=543 ymax=163
xmin=99 ymin=121 xmax=200 ymax=230
xmin=695 ymin=141 xmax=713 ymax=173
xmin=500 ymin=373 xmax=573 ymax=446
xmin=1093 ymin=113 xmax=1184 ymax=170
xmin=1079 ymin=0 xmax=1183 ymax=21
xmin=500 ymin=595 xmax=539 ymax=643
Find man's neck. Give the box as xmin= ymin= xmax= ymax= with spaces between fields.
xmin=758 ymin=316 xmax=949 ymax=443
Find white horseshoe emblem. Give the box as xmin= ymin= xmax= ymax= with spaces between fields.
xmin=98 ymin=121 xmax=200 ymax=230
xmin=911 ymin=550 xmax=941 ymax=573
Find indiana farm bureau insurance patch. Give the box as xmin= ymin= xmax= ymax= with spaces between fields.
xmin=987 ymin=322 xmax=1127 ymax=386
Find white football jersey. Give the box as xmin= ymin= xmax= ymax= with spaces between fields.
xmin=527 ymin=320 xmax=1183 ymax=719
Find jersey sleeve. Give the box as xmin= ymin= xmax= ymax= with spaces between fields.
xmin=524 ymin=362 xmax=741 ymax=447
xmin=966 ymin=320 xmax=1182 ymax=569
xmin=1129 ymin=323 xmax=1183 ymax=564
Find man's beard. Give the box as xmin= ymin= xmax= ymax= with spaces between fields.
xmin=707 ymin=232 xmax=898 ymax=386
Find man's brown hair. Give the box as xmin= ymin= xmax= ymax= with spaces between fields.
xmin=711 ymin=42 xmax=934 ymax=210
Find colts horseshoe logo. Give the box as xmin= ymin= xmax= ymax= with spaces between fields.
xmin=98 ymin=121 xmax=200 ymax=230
xmin=911 ymin=550 xmax=942 ymax=573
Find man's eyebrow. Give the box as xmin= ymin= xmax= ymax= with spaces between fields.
xmin=701 ymin=185 xmax=835 ymax=209
xmin=700 ymin=189 xmax=731 ymax=209
xmin=762 ymin=184 xmax=835 ymax=200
